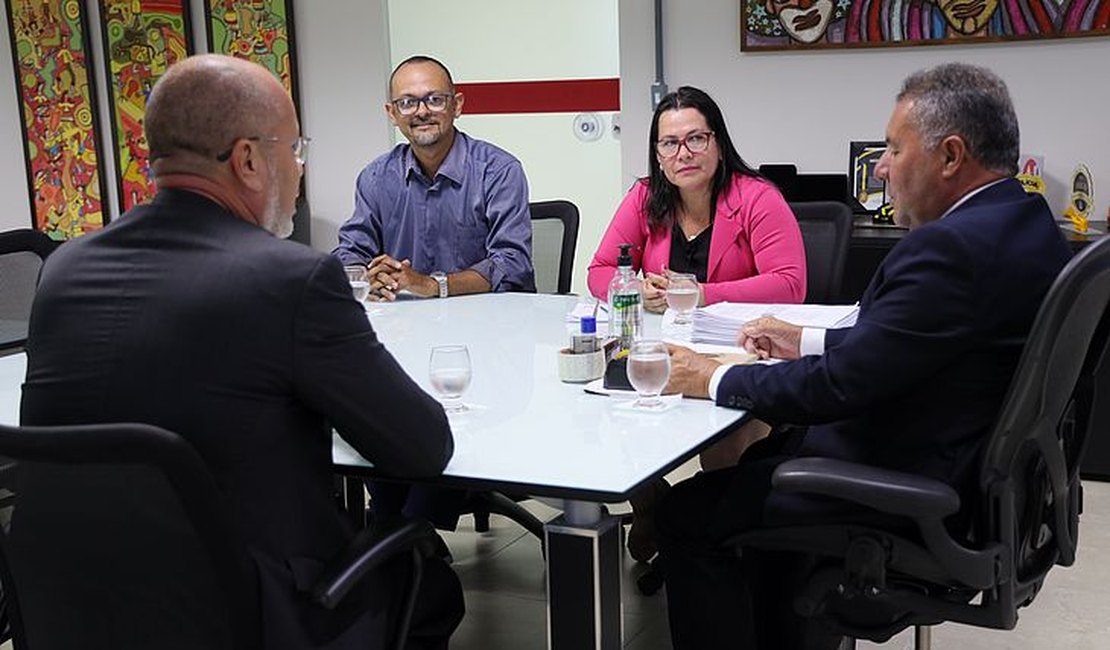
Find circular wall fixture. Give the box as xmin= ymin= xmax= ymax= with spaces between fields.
xmin=573 ymin=113 xmax=603 ymax=142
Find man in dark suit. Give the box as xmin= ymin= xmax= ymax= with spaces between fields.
xmin=657 ymin=63 xmax=1073 ymax=649
xmin=20 ymin=55 xmax=463 ymax=649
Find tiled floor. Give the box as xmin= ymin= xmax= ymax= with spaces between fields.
xmin=442 ymin=467 xmax=1110 ymax=650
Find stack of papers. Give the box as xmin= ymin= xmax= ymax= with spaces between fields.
xmin=692 ymin=303 xmax=859 ymax=346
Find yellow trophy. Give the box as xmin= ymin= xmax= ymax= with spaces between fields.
xmin=1063 ymin=164 xmax=1096 ymax=234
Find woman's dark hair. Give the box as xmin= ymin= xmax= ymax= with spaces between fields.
xmin=644 ymin=86 xmax=761 ymax=230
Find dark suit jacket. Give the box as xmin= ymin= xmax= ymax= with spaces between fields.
xmin=21 ymin=189 xmax=454 ymax=648
xmin=717 ymin=179 xmax=1072 ymax=495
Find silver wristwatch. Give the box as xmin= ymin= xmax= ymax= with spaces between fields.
xmin=431 ymin=272 xmax=448 ymax=298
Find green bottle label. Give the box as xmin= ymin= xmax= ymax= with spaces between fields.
xmin=612 ymin=292 xmax=640 ymax=348
xmin=612 ymin=293 xmax=640 ymax=309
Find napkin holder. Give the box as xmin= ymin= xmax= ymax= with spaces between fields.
xmin=558 ymin=348 xmax=606 ymax=383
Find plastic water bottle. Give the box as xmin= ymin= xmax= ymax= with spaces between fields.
xmin=607 ymin=243 xmax=643 ymax=352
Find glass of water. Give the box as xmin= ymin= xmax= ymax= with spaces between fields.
xmin=345 ymin=265 xmax=370 ymax=303
xmin=665 ymin=272 xmax=699 ymax=326
xmin=627 ymin=340 xmax=671 ymax=409
xmin=429 ymin=345 xmax=472 ymax=413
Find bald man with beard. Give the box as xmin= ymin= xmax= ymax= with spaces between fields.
xmin=21 ymin=54 xmax=464 ymax=650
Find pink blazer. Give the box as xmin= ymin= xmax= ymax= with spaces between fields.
xmin=587 ymin=174 xmax=806 ymax=305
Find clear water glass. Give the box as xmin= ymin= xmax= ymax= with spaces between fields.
xmin=345 ymin=265 xmax=370 ymax=303
xmin=665 ymin=272 xmax=699 ymax=325
xmin=627 ymin=340 xmax=671 ymax=409
xmin=429 ymin=345 xmax=472 ymax=413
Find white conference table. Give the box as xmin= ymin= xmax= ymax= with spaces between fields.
xmin=334 ymin=293 xmax=749 ymax=650
xmin=335 ymin=293 xmax=744 ymax=501
xmin=0 ymin=294 xmax=750 ymax=650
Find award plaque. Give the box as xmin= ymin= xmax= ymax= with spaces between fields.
xmin=848 ymin=141 xmax=894 ymax=224
xmin=1063 ymin=163 xmax=1098 ymax=234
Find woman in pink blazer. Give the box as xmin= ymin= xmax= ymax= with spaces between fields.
xmin=588 ymin=86 xmax=807 ymax=563
xmin=587 ymin=87 xmax=805 ymax=311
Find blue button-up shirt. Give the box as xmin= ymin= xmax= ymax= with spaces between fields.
xmin=334 ymin=130 xmax=535 ymax=292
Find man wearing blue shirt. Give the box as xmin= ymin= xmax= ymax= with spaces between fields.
xmin=334 ymin=55 xmax=535 ymax=300
xmin=336 ymin=56 xmax=533 ymax=532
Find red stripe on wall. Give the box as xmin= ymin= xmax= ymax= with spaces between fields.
xmin=454 ymin=78 xmax=620 ymax=115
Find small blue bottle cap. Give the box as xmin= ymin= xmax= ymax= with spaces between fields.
xmin=580 ymin=315 xmax=597 ymax=334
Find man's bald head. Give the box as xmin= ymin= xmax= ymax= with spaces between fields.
xmin=145 ymin=54 xmax=289 ymax=171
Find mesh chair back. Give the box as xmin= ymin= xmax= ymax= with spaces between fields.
xmin=790 ymin=202 xmax=853 ymax=304
xmin=980 ymin=236 xmax=1110 ymax=589
xmin=530 ymin=200 xmax=580 ymax=294
xmin=0 ymin=230 xmax=57 ymax=351
xmin=0 ymin=423 xmax=257 ymax=650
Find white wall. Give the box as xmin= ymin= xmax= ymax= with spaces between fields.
xmin=389 ymin=0 xmax=618 ymax=82
xmin=291 ymin=0 xmax=393 ymax=250
xmin=619 ymin=1 xmax=1110 ymax=220
xmin=5 ymin=2 xmax=1108 ymax=244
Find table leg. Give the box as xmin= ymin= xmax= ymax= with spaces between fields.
xmin=544 ymin=500 xmax=622 ymax=650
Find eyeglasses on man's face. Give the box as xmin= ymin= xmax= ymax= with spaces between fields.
xmin=216 ymin=135 xmax=311 ymax=165
xmin=391 ymin=92 xmax=453 ymax=116
xmin=655 ymin=131 xmax=714 ymax=158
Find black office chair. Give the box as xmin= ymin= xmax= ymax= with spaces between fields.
xmin=1078 ymin=306 xmax=1110 ymax=479
xmin=0 ymin=423 xmax=438 ymax=650
xmin=729 ymin=235 xmax=1110 ymax=649
xmin=530 ymin=200 xmax=580 ymax=295
xmin=463 ymin=491 xmax=547 ymax=541
xmin=0 ymin=229 xmax=58 ymax=352
xmin=790 ymin=201 xmax=853 ymax=304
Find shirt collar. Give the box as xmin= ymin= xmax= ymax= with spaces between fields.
xmin=403 ymin=129 xmax=466 ymax=186
xmin=940 ymin=177 xmax=1008 ymax=219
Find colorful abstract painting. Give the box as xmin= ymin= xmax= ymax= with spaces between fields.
xmin=5 ymin=0 xmax=108 ymax=240
xmin=204 ymin=0 xmax=299 ymax=103
xmin=742 ymin=0 xmax=1110 ymax=50
xmin=99 ymin=0 xmax=192 ymax=212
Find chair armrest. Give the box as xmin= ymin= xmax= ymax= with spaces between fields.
xmin=311 ymin=518 xmax=437 ymax=609
xmin=772 ymin=457 xmax=961 ymax=520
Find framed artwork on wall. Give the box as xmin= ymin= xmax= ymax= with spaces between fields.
xmin=203 ymin=0 xmax=300 ymax=108
xmin=98 ymin=0 xmax=193 ymax=213
xmin=741 ymin=0 xmax=1110 ymax=51
xmin=5 ymin=0 xmax=110 ymax=240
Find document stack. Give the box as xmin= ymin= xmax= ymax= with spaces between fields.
xmin=692 ymin=303 xmax=860 ymax=346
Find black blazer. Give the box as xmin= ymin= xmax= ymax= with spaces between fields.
xmin=717 ymin=179 xmax=1073 ymax=495
xmin=21 ymin=189 xmax=454 ymax=648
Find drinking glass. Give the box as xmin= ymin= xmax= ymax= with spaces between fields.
xmin=665 ymin=272 xmax=699 ymax=326
xmin=345 ymin=265 xmax=370 ymax=303
xmin=627 ymin=340 xmax=671 ymax=409
xmin=429 ymin=345 xmax=472 ymax=413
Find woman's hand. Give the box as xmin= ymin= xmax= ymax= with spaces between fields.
xmin=643 ymin=271 xmax=669 ymax=313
